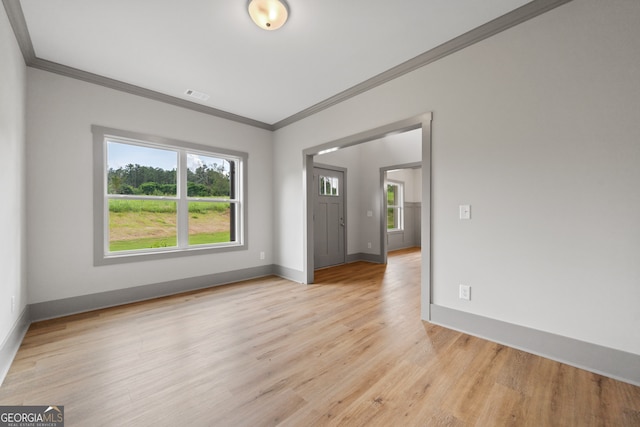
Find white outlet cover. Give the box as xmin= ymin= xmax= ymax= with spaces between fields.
xmin=459 ymin=284 xmax=471 ymax=300
xmin=459 ymin=205 xmax=471 ymax=220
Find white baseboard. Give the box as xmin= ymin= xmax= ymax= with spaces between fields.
xmin=0 ymin=307 xmax=30 ymax=386
xmin=272 ymin=264 xmax=305 ymax=283
xmin=30 ymin=265 xmax=274 ymax=321
xmin=429 ymin=304 xmax=640 ymax=387
xmin=5 ymin=273 xmax=638 ymax=388
xmin=346 ymin=252 xmax=385 ymax=264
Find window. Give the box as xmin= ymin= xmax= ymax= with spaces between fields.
xmin=93 ymin=126 xmax=247 ymax=265
xmin=319 ymin=175 xmax=339 ymax=196
xmin=386 ymin=181 xmax=404 ymax=231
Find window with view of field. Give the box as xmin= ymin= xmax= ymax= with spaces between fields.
xmin=93 ymin=126 xmax=247 ymax=264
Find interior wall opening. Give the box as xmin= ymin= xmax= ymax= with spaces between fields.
xmin=302 ymin=113 xmax=432 ymax=320
xmin=383 ymin=164 xmax=423 ymax=260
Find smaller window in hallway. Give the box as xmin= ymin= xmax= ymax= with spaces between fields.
xmin=386 ymin=181 xmax=404 ymax=231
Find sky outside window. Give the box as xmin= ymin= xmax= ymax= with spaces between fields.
xmin=108 ymin=140 xmax=228 ymax=174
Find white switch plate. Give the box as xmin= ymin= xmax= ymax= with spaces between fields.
xmin=459 ymin=284 xmax=471 ymax=300
xmin=367 ymin=210 xmax=373 ymax=217
xmin=459 ymin=205 xmax=471 ymax=220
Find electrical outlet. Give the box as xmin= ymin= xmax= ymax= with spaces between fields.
xmin=11 ymin=296 xmax=15 ymax=313
xmin=459 ymin=285 xmax=471 ymax=301
xmin=260 ymin=251 xmax=265 ymax=260
xmin=367 ymin=242 xmax=372 ymax=249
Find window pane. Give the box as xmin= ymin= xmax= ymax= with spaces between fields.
xmin=188 ymin=202 xmax=234 ymax=245
xmin=387 ymin=207 xmax=397 ymax=229
xmin=187 ymin=154 xmax=232 ymax=198
xmin=387 ymin=184 xmax=397 ymax=206
xmin=109 ymin=200 xmax=177 ymax=251
xmin=107 ymin=141 xmax=177 ymax=195
xmin=319 ymin=176 xmax=339 ymax=196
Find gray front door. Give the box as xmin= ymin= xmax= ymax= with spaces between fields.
xmin=314 ymin=167 xmax=345 ymax=269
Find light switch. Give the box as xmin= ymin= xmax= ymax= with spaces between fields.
xmin=367 ymin=210 xmax=373 ymax=217
xmin=459 ymin=205 xmax=471 ymax=220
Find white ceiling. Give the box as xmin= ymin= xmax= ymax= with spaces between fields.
xmin=19 ymin=0 xmax=532 ymax=126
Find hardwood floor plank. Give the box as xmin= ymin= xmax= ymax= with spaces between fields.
xmin=472 ymin=383 xmax=524 ymax=427
xmin=1 ymin=248 xmax=639 ymax=426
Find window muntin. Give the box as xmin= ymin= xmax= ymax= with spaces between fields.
xmin=386 ymin=181 xmax=404 ymax=231
xmin=94 ymin=126 xmax=247 ymax=265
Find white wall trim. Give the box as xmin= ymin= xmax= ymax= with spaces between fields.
xmin=345 ymin=253 xmax=385 ymax=264
xmin=0 ymin=307 xmax=30 ymax=386
xmin=27 ymin=264 xmax=305 ymax=321
xmin=30 ymin=265 xmax=273 ymax=322
xmin=430 ymin=304 xmax=640 ymax=387
xmin=4 ymin=272 xmax=638 ymax=387
xmin=272 ymin=0 xmax=573 ymax=129
xmin=272 ymin=265 xmax=305 ymax=283
xmin=3 ymin=265 xmax=293 ymax=384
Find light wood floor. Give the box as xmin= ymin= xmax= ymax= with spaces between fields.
xmin=1 ymin=248 xmax=639 ymax=426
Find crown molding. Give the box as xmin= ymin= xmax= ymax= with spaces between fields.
xmin=1 ymin=0 xmax=274 ymax=131
xmin=3 ymin=0 xmax=572 ymax=131
xmin=2 ymin=0 xmax=34 ymax=62
xmin=272 ymin=0 xmax=573 ymax=130
xmin=29 ymin=57 xmax=274 ymax=130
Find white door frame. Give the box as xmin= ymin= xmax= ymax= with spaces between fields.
xmin=302 ymin=112 xmax=433 ymax=321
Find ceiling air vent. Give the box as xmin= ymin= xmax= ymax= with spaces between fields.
xmin=184 ymin=89 xmax=210 ymax=101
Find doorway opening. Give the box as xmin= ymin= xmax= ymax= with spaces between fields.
xmin=302 ymin=113 xmax=432 ymax=320
xmin=381 ymin=163 xmax=422 ymax=263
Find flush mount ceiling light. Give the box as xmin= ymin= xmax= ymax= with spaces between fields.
xmin=248 ymin=0 xmax=289 ymax=31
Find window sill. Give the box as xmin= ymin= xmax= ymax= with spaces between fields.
xmin=96 ymin=243 xmax=246 ymax=266
xmin=387 ymin=229 xmax=405 ymax=234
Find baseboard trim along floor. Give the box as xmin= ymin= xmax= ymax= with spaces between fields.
xmin=429 ymin=304 xmax=640 ymax=387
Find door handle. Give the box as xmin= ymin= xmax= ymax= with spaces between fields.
xmin=340 ymin=218 xmax=345 ymax=226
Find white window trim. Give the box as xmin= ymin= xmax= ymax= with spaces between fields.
xmin=92 ymin=125 xmax=248 ymax=265
xmin=386 ymin=180 xmax=404 ymax=232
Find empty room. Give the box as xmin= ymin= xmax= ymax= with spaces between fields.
xmin=1 ymin=0 xmax=639 ymax=425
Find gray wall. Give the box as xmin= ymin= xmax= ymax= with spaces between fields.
xmin=26 ymin=69 xmax=275 ymax=304
xmin=274 ymin=0 xmax=640 ymax=356
xmin=0 ymin=4 xmax=27 ymax=352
